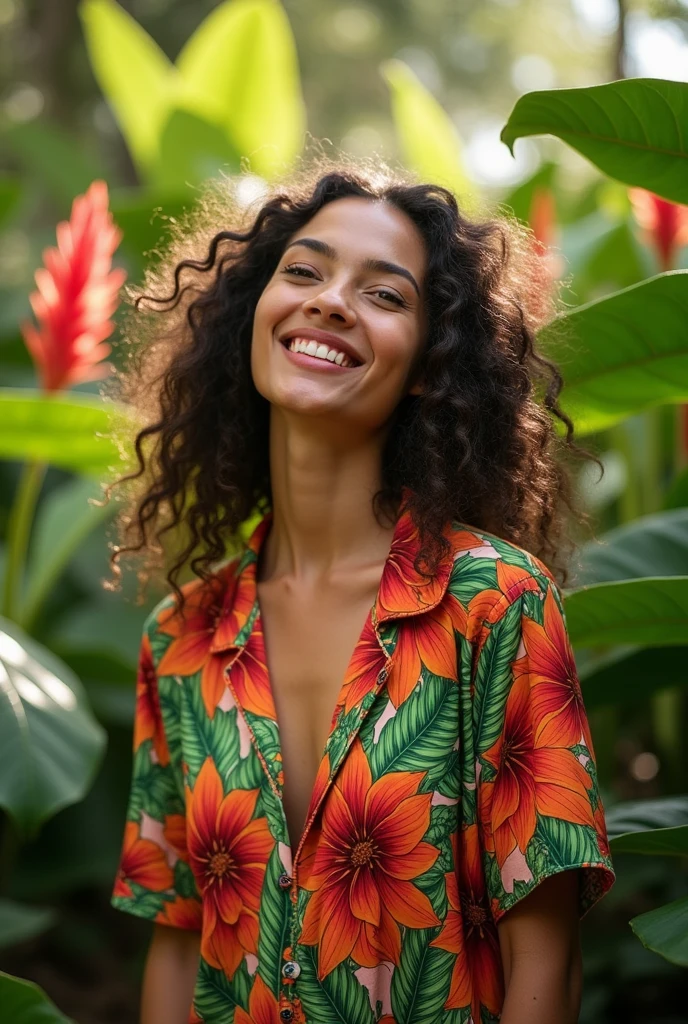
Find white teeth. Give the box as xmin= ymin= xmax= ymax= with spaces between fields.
xmin=286 ymin=337 xmax=357 ymax=367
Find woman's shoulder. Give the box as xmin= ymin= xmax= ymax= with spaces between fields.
xmin=142 ymin=555 xmax=243 ymax=646
xmin=445 ymin=520 xmax=560 ymax=618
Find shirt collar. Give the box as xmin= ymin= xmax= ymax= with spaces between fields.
xmin=209 ymin=501 xmax=455 ymax=654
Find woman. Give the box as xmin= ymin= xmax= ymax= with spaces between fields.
xmin=110 ymin=162 xmax=614 ymax=1024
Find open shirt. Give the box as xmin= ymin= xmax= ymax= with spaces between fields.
xmin=112 ymin=508 xmax=614 ymax=1024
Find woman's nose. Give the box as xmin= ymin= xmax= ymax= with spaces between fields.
xmin=303 ymin=283 xmax=356 ymax=326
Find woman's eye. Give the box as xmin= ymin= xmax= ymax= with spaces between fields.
xmin=374 ymin=288 xmax=406 ymax=307
xmin=282 ymin=264 xmax=317 ymax=279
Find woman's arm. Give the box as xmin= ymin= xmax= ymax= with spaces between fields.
xmin=497 ymin=871 xmax=582 ymax=1024
xmin=140 ymin=924 xmax=201 ymax=1024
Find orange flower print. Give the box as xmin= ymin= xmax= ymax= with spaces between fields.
xmin=134 ymin=633 xmax=170 ymax=765
xmin=387 ymin=602 xmax=461 ymax=707
xmin=226 ymin=620 xmax=277 ymax=720
xmin=114 ymin=821 xmax=174 ymax=899
xmin=299 ymin=739 xmax=440 ymax=979
xmin=431 ymin=828 xmax=503 ymax=1019
xmin=163 ymin=813 xmax=189 ymax=862
xmin=157 ymin=582 xmax=229 ymax=718
xmin=522 ymin=586 xmax=594 ymax=751
xmin=158 ymin=895 xmax=203 ymax=930
xmin=186 ymin=758 xmax=274 ymax=978
xmin=375 ymin=512 xmax=450 ymax=618
xmin=234 ymin=975 xmax=279 ymax=1024
xmin=481 ymin=674 xmax=594 ymax=865
xmin=338 ymin=617 xmax=386 ymax=714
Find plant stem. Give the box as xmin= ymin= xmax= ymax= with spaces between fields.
xmin=2 ymin=460 xmax=46 ymax=621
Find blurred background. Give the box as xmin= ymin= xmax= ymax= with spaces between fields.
xmin=1 ymin=1 xmax=687 ymax=1022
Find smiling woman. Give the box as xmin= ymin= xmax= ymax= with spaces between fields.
xmin=107 ymin=157 xmax=613 ymax=1024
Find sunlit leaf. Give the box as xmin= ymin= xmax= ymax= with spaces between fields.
xmin=501 ymin=78 xmax=688 ymax=206
xmin=382 ymin=59 xmax=475 ymax=206
xmin=22 ymin=478 xmax=114 ymax=632
xmin=153 ymin=108 xmax=241 ymax=192
xmin=177 ymin=0 xmax=305 ymax=178
xmin=564 ymin=576 xmax=688 ymax=647
xmin=630 ymin=896 xmax=688 ymax=966
xmin=80 ymin=0 xmax=175 ymax=174
xmin=574 ymin=508 xmax=688 ymax=585
xmin=0 ymin=389 xmax=127 ymax=476
xmin=0 ymin=900 xmax=56 ymax=949
xmin=539 ymin=271 xmax=688 ymax=434
xmin=0 ymin=971 xmax=74 ymax=1023
xmin=0 ymin=617 xmax=106 ymax=837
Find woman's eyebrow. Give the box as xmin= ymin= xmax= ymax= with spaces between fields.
xmin=284 ymin=237 xmax=420 ymax=296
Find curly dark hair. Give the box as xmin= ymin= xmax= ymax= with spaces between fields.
xmin=108 ymin=157 xmax=594 ymax=599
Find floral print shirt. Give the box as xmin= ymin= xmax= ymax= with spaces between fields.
xmin=112 ymin=509 xmax=614 ymax=1024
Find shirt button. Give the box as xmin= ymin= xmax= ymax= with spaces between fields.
xmin=378 ymin=667 xmax=388 ymax=683
xmin=279 ymin=1010 xmax=293 ymax=1022
xmin=282 ymin=960 xmax=301 ymax=979
xmin=277 ymin=872 xmax=292 ymax=890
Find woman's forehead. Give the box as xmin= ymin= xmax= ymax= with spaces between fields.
xmin=290 ymin=197 xmax=427 ymax=277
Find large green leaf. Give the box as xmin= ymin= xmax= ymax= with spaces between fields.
xmin=664 ymin=466 xmax=688 ymax=510
xmin=0 ymin=899 xmax=56 ymax=949
xmin=0 ymin=389 xmax=126 ymax=476
xmin=580 ymin=645 xmax=688 ymax=707
xmin=630 ymin=895 xmax=688 ymax=966
xmin=565 ymin=576 xmax=688 ymax=647
xmin=606 ymin=796 xmax=688 ymax=839
xmin=22 ymin=477 xmax=114 ymax=630
xmin=574 ymin=509 xmax=688 ymax=586
xmin=153 ymin=108 xmax=241 ymax=192
xmin=177 ymin=0 xmax=305 ymax=179
xmin=382 ymin=59 xmax=475 ymax=207
xmin=0 ymin=617 xmax=106 ymax=836
xmin=0 ymin=971 xmax=74 ymax=1023
xmin=79 ymin=0 xmax=175 ymax=174
xmin=539 ymin=272 xmax=688 ymax=434
xmin=501 ymin=78 xmax=688 ymax=206
xmin=612 ymin=826 xmax=688 ymax=857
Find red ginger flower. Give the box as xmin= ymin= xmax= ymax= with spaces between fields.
xmin=21 ymin=180 xmax=126 ymax=392
xmin=629 ymin=188 xmax=688 ymax=271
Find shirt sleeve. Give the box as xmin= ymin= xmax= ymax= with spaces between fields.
xmin=111 ymin=612 xmax=202 ymax=930
xmin=473 ymin=574 xmax=614 ymax=923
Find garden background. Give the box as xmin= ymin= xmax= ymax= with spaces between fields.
xmin=1 ymin=0 xmax=688 ymax=1022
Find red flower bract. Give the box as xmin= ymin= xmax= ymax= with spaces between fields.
xmin=21 ymin=180 xmax=126 ymax=392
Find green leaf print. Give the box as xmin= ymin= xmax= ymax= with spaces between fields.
xmin=369 ymin=675 xmax=459 ymax=787
xmin=390 ymin=927 xmax=453 ymax=1024
xmin=193 ymin=959 xmax=250 ymax=1024
xmin=257 ymin=847 xmax=292 ymax=996
xmin=149 ymin=621 xmax=173 ymax=663
xmin=296 ymin=944 xmax=375 ymax=1024
xmin=129 ymin=746 xmax=181 ymax=821
xmin=179 ymin=682 xmax=241 ymax=787
xmin=173 ymin=858 xmax=200 ymax=900
xmin=112 ymin=885 xmax=167 ymax=921
xmin=443 ymin=1008 xmax=472 ymax=1024
xmin=473 ymin=599 xmax=522 ymax=754
xmin=448 ymin=557 xmax=497 ymax=604
xmin=529 ymin=816 xmax=602 ymax=874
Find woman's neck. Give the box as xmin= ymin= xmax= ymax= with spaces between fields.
xmin=261 ymin=410 xmax=396 ymax=581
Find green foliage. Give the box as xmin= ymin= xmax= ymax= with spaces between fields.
xmin=538 ymin=272 xmax=688 ymax=434
xmin=382 ymin=60 xmax=475 ymax=205
xmin=564 ymin=576 xmax=688 ymax=647
xmin=630 ymin=896 xmax=688 ymax=967
xmin=0 ymin=618 xmax=106 ymax=837
xmin=257 ymin=847 xmax=291 ymax=995
xmin=580 ymin=646 xmax=688 ymax=708
xmin=0 ymin=899 xmax=56 ymax=949
xmin=390 ymin=926 xmax=452 ymax=1024
xmin=0 ymin=971 xmax=74 ymax=1023
xmin=297 ymin=943 xmax=375 ymax=1024
xmin=575 ymin=509 xmax=688 ymax=585
xmin=0 ymin=389 xmax=126 ymax=476
xmin=501 ymin=78 xmax=688 ymax=205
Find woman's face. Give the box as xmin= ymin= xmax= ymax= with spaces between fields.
xmin=251 ymin=197 xmax=427 ymax=433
